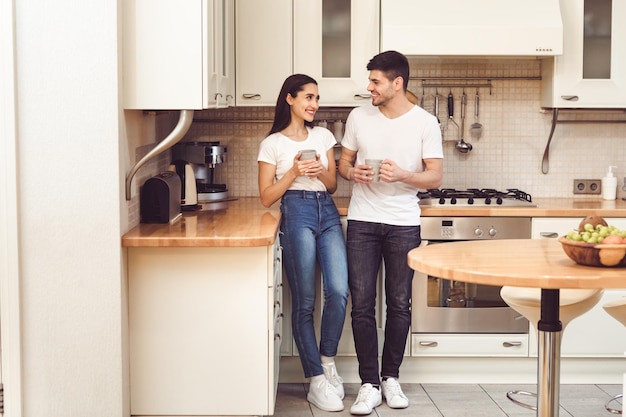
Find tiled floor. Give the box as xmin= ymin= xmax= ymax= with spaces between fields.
xmin=273 ymin=383 xmax=622 ymax=417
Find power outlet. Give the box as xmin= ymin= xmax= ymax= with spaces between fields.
xmin=573 ymin=179 xmax=602 ymax=194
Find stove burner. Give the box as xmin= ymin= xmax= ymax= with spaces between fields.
xmin=417 ymin=188 xmax=535 ymax=207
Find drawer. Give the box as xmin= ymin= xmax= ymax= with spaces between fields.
xmin=412 ymin=334 xmax=529 ymax=357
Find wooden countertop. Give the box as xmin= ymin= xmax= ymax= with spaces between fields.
xmin=122 ymin=198 xmax=281 ymax=248
xmin=407 ymin=239 xmax=626 ymax=289
xmin=122 ymin=196 xmax=626 ymax=248
xmin=335 ymin=197 xmax=626 ymax=217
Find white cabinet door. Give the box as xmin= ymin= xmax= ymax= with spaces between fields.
xmin=129 ymin=244 xmax=280 ymax=416
xmin=235 ymin=0 xmax=293 ymax=106
xmin=541 ymin=0 xmax=626 ymax=108
xmin=293 ymin=0 xmax=380 ymax=106
xmin=209 ymin=0 xmax=235 ymax=108
xmin=530 ymin=217 xmax=626 ymax=357
xmin=123 ymin=0 xmax=205 ymax=109
xmin=123 ymin=0 xmax=233 ymax=109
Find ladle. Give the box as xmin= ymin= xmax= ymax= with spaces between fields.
xmin=455 ymin=91 xmax=472 ymax=153
xmin=470 ymin=90 xmax=483 ymax=140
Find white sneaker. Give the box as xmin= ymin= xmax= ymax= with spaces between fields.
xmin=350 ymin=383 xmax=382 ymax=415
xmin=381 ymin=377 xmax=409 ymax=409
xmin=322 ymin=362 xmax=345 ymax=399
xmin=307 ymin=377 xmax=344 ymax=412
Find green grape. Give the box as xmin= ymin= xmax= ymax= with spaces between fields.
xmin=566 ymin=221 xmax=626 ymax=243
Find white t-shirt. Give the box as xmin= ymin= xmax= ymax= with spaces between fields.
xmin=341 ymin=103 xmax=443 ymax=226
xmin=257 ymin=126 xmax=337 ymax=192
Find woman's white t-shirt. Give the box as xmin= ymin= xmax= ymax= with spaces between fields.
xmin=257 ymin=126 xmax=337 ymax=192
xmin=341 ymin=103 xmax=443 ymax=226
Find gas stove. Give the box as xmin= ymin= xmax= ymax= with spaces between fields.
xmin=418 ymin=188 xmax=536 ymax=207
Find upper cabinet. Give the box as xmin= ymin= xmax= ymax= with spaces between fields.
xmin=541 ymin=0 xmax=626 ymax=108
xmin=293 ymin=0 xmax=379 ymax=106
xmin=234 ymin=0 xmax=293 ymax=106
xmin=236 ymin=0 xmax=380 ymax=107
xmin=123 ymin=0 xmax=234 ymax=110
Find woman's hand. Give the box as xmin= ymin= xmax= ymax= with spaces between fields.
xmin=292 ymin=152 xmax=322 ymax=178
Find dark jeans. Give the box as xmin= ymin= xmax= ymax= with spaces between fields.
xmin=346 ymin=220 xmax=421 ymax=385
xmin=280 ymin=191 xmax=349 ymax=378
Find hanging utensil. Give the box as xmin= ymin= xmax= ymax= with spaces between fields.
xmin=447 ymin=91 xmax=460 ymax=142
xmin=455 ymin=91 xmax=472 ymax=153
xmin=470 ymin=90 xmax=483 ymax=140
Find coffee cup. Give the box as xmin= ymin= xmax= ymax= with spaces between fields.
xmin=299 ymin=149 xmax=317 ymax=161
xmin=365 ymin=159 xmax=383 ymax=182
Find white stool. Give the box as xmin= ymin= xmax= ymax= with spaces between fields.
xmin=603 ymin=298 xmax=626 ymax=414
xmin=500 ymin=286 xmax=604 ymax=410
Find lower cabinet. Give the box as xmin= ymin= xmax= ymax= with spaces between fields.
xmin=281 ymin=217 xmax=408 ymax=360
xmin=128 ymin=239 xmax=282 ymax=416
xmin=412 ymin=334 xmax=529 ymax=357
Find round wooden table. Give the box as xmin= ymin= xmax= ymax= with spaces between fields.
xmin=407 ymin=239 xmax=626 ymax=417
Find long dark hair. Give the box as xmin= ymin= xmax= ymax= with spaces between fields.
xmin=268 ymin=74 xmax=318 ymax=135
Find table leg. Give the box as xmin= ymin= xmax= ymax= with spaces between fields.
xmin=537 ymin=289 xmax=562 ymax=417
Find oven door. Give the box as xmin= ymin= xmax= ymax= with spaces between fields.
xmin=412 ymin=241 xmax=529 ymax=334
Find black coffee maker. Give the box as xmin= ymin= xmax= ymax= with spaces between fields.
xmin=172 ymin=141 xmax=228 ymax=201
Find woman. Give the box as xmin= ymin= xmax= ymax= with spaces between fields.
xmin=257 ymin=74 xmax=348 ymax=412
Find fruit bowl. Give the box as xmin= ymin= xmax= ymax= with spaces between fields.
xmin=559 ymin=236 xmax=626 ymax=267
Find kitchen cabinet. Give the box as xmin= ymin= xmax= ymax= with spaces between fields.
xmin=411 ymin=334 xmax=529 ymax=357
xmin=281 ymin=217 xmax=407 ymax=358
xmin=123 ymin=0 xmax=234 ymax=110
xmin=541 ymin=0 xmax=626 ymax=108
xmin=234 ymin=0 xmax=292 ymax=106
xmin=235 ymin=0 xmax=379 ymax=107
xmin=531 ymin=217 xmax=626 ymax=357
xmin=128 ymin=238 xmax=282 ymax=416
xmin=293 ymin=0 xmax=379 ymax=106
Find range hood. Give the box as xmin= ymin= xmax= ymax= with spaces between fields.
xmin=381 ymin=0 xmax=563 ymax=57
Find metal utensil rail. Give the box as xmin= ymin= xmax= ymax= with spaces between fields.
xmin=541 ymin=108 xmax=626 ymax=174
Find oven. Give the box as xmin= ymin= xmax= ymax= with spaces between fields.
xmin=412 ymin=189 xmax=534 ymax=335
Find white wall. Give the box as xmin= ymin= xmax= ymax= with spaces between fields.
xmin=13 ymin=1 xmax=127 ymax=416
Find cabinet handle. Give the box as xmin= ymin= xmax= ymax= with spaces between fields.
xmin=419 ymin=341 xmax=438 ymax=347
xmin=560 ymin=95 xmax=579 ymax=101
xmin=242 ymin=93 xmax=262 ymax=100
xmin=353 ymin=93 xmax=372 ymax=100
xmin=540 ymin=232 xmax=559 ymax=238
xmin=502 ymin=341 xmax=522 ymax=347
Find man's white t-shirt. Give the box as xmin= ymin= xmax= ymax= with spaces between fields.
xmin=257 ymin=126 xmax=337 ymax=192
xmin=341 ymin=103 xmax=443 ymax=226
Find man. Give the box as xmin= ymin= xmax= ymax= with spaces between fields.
xmin=338 ymin=50 xmax=443 ymax=415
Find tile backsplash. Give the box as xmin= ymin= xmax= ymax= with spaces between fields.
xmin=145 ymin=59 xmax=626 ymax=203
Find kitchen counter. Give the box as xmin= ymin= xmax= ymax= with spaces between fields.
xmin=122 ymin=197 xmax=626 ymax=248
xmin=336 ymin=197 xmax=626 ymax=217
xmin=418 ymin=197 xmax=626 ymax=218
xmin=122 ymin=198 xmax=280 ymax=247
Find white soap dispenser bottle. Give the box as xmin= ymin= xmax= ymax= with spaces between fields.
xmin=602 ymin=165 xmax=618 ymax=200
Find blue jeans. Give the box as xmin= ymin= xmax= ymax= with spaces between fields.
xmin=280 ymin=190 xmax=349 ymax=378
xmin=346 ymin=220 xmax=421 ymax=385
